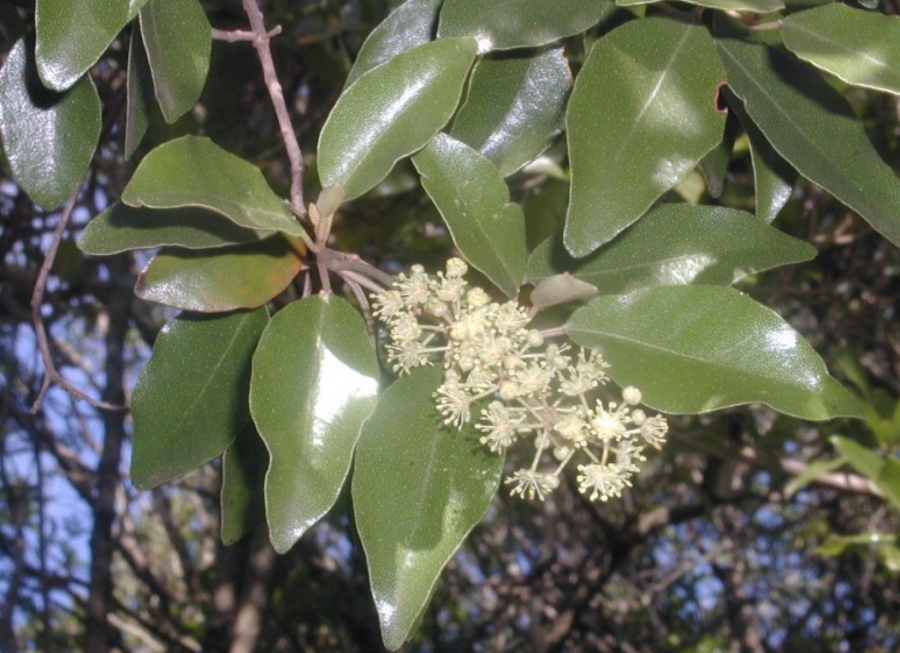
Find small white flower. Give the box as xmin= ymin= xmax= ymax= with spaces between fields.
xmin=435 ymin=275 xmax=466 ymax=303
xmin=640 ymin=415 xmax=668 ymax=449
xmin=614 ymin=440 xmax=646 ymax=473
xmin=590 ymin=402 xmax=629 ymax=442
xmin=446 ymin=257 xmax=468 ymax=278
xmin=372 ymin=290 xmax=404 ymax=322
xmin=505 ymin=469 xmax=556 ymax=501
xmin=466 ymin=287 xmax=490 ymax=308
xmin=576 ymin=463 xmax=632 ymax=501
xmin=477 ymin=401 xmax=523 ymax=452
xmin=526 ymin=330 xmax=544 ymax=347
xmin=373 ymin=261 xmax=668 ymax=506
xmin=391 ymin=313 xmax=421 ymax=343
xmin=513 ymin=362 xmax=553 ymax=397
xmin=555 ymin=412 xmax=589 ymax=444
xmin=494 ymin=302 xmax=530 ymax=335
xmin=386 ymin=340 xmax=430 ymax=374
xmin=434 ymin=384 xmax=473 ymax=427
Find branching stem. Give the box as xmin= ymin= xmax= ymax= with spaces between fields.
xmin=31 ymin=178 xmax=124 ymax=414
xmin=240 ymin=0 xmax=307 ymax=218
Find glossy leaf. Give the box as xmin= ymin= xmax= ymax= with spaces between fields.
xmin=122 ymin=136 xmax=304 ymax=237
xmin=135 ymin=236 xmax=304 ymax=312
xmin=353 ymin=367 xmax=504 ymax=650
xmin=565 ymin=19 xmax=726 ymax=257
xmin=567 ymin=286 xmax=861 ymax=419
xmin=131 ymin=308 xmax=268 ymax=489
xmin=438 ymin=0 xmax=606 ymax=51
xmin=717 ymin=38 xmax=900 ymax=248
xmin=35 ymin=0 xmax=134 ymax=91
xmin=125 ymin=26 xmax=153 ymax=160
xmin=140 ymin=0 xmax=211 ymax=123
xmin=783 ymin=4 xmax=900 ymax=96
xmin=344 ymin=0 xmax=443 ymax=89
xmin=529 ymin=204 xmax=815 ymax=294
xmin=724 ymin=88 xmax=797 ymax=224
xmin=251 ymin=296 xmax=380 ymax=554
xmin=221 ymin=422 xmax=269 ymax=546
xmin=78 ymin=203 xmax=263 ymax=256
xmin=450 ymin=48 xmax=570 ymax=176
xmin=413 ymin=134 xmax=527 ymax=297
xmin=619 ymin=0 xmax=784 ymax=12
xmin=318 ymin=37 xmax=477 ymax=200
xmin=0 ymin=38 xmax=101 ymax=210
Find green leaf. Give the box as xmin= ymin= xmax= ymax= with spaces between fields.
xmin=724 ymin=88 xmax=797 ymax=224
xmin=0 ymin=37 xmax=101 ymax=210
xmin=529 ymin=204 xmax=816 ymax=293
xmin=450 ymin=48 xmax=570 ymax=176
xmin=831 ymin=436 xmax=900 ymax=510
xmin=140 ymin=0 xmax=211 ymax=123
xmin=524 ymin=178 xmax=568 ymax=250
xmin=135 ymin=236 xmax=304 ymax=312
xmin=121 ymin=136 xmax=303 ymax=237
xmin=221 ymin=422 xmax=269 ymax=546
xmin=35 ymin=0 xmax=134 ymax=91
xmin=698 ymin=110 xmax=738 ymax=199
xmin=412 ymin=133 xmax=527 ymax=297
xmin=565 ymin=18 xmax=726 ymax=256
xmin=815 ymin=531 xmax=896 ymax=557
xmin=131 ymin=308 xmax=268 ymax=489
xmin=78 ymin=202 xmax=263 ymax=255
xmin=785 ymin=456 xmax=848 ymax=497
xmin=438 ymin=0 xmax=607 ymax=51
xmin=877 ymin=459 xmax=900 ymax=511
xmin=716 ymin=37 xmax=900 ymax=248
xmin=318 ymin=37 xmax=477 ymax=200
xmin=877 ymin=544 xmax=900 ymax=572
xmin=344 ymin=0 xmax=443 ymax=89
xmin=618 ymin=0 xmax=784 ymax=12
xmin=783 ymin=4 xmax=900 ymax=96
xmin=353 ymin=367 xmax=504 ymax=650
xmin=831 ymin=435 xmax=883 ymax=479
xmin=128 ymin=0 xmax=151 ymax=20
xmin=567 ymin=286 xmax=861 ymax=419
xmin=125 ymin=25 xmax=153 ymax=160
xmin=250 ymin=296 xmax=380 ymax=553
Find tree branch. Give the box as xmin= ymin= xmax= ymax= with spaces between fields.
xmin=30 ymin=177 xmax=124 ymax=414
xmin=240 ymin=0 xmax=307 ymax=218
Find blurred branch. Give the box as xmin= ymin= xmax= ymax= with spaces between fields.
xmin=29 ymin=177 xmax=124 ymax=414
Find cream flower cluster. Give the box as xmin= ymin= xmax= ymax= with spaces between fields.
xmin=373 ymin=259 xmax=668 ymax=502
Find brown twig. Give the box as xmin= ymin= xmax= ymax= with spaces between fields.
xmin=30 ymin=179 xmax=124 ymax=414
xmin=337 ymin=269 xmax=385 ymax=295
xmin=212 ymin=26 xmax=282 ymax=43
xmin=323 ymin=249 xmax=395 ymax=288
xmin=240 ymin=0 xmax=307 ymax=219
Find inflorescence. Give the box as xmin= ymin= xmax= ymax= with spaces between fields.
xmin=372 ymin=258 xmax=668 ymax=502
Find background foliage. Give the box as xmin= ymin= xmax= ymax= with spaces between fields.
xmin=1 ymin=0 xmax=900 ymax=651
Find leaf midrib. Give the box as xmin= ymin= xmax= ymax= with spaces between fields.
xmin=168 ymin=313 xmax=255 ymax=438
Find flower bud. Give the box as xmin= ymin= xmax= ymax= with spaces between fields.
xmin=622 ymin=386 xmax=642 ymax=405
